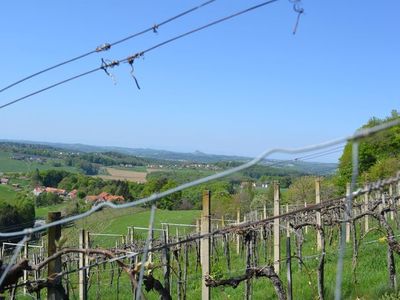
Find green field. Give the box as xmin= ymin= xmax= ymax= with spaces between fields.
xmin=0 ymin=184 xmax=18 ymax=202
xmin=36 ymin=203 xmax=69 ymax=219
xmin=8 ymin=202 xmax=400 ymax=300
xmin=61 ymin=207 xmax=201 ymax=248
xmin=0 ymin=150 xmax=78 ymax=173
xmin=38 ymin=210 xmax=400 ymax=300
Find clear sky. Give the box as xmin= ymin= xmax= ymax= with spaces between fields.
xmin=0 ymin=0 xmax=399 ymax=162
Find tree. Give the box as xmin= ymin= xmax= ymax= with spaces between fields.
xmin=235 ymin=182 xmax=255 ymax=214
xmin=31 ymin=168 xmax=42 ymax=186
xmin=336 ymin=110 xmax=400 ymax=192
xmin=36 ymin=192 xmax=63 ymax=207
xmin=287 ymin=176 xmax=316 ymax=205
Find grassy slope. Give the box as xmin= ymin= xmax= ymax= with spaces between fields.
xmin=62 ymin=207 xmax=200 ymax=248
xmin=0 ymin=184 xmax=18 ymax=201
xmin=0 ymin=150 xmax=77 ymax=173
xmin=51 ymin=208 xmax=400 ymax=300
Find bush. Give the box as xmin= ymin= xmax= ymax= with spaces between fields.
xmin=0 ymin=194 xmax=35 ymax=235
xmin=36 ymin=192 xmax=63 ymax=207
xmin=63 ymin=199 xmax=90 ymax=216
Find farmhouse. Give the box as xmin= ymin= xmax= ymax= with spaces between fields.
xmin=85 ymin=192 xmax=125 ymax=204
xmin=33 ymin=187 xmax=67 ymax=196
xmin=67 ymin=189 xmax=78 ymax=199
xmin=0 ymin=178 xmax=9 ymax=185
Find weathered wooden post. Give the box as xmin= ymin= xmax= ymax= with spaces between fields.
xmin=316 ymin=178 xmax=322 ymax=251
xmin=364 ymin=185 xmax=369 ymax=232
xmin=162 ymin=230 xmax=170 ymax=297
xmin=85 ymin=231 xmax=90 ymax=282
xmin=346 ymin=184 xmax=351 ymax=243
xmin=165 ymin=224 xmax=170 ymax=243
xmin=263 ymin=204 xmax=267 ymax=219
xmin=149 ymin=228 xmax=154 ymax=263
xmin=130 ymin=227 xmax=134 ymax=244
xmin=236 ymin=208 xmax=241 ymax=255
xmin=397 ymin=178 xmax=400 ymax=206
xmin=47 ymin=212 xmax=62 ymax=300
xmin=286 ymin=204 xmax=292 ymax=300
xmin=79 ymin=229 xmax=87 ymax=300
xmin=196 ymin=219 xmax=201 ymax=234
xmin=23 ymin=241 xmax=29 ymax=295
xmin=304 ymin=202 xmax=308 ymax=234
xmin=201 ymin=190 xmax=211 ymax=300
xmin=389 ymin=184 xmax=394 ymax=221
xmin=273 ymin=181 xmax=280 ymax=274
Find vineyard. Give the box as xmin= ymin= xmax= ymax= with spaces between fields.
xmin=1 ymin=171 xmax=400 ymax=299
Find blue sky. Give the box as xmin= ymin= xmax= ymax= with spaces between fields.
xmin=0 ymin=0 xmax=399 ymax=162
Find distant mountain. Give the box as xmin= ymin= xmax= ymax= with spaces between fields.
xmin=0 ymin=139 xmax=338 ymax=175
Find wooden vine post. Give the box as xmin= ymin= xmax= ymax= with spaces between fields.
xmin=286 ymin=204 xmax=293 ymax=300
xmin=79 ymin=229 xmax=88 ymax=300
xmin=236 ymin=208 xmax=241 ymax=255
xmin=201 ymin=190 xmax=211 ymax=300
xmin=23 ymin=241 xmax=29 ymax=295
xmin=364 ymin=184 xmax=369 ymax=232
xmin=389 ymin=184 xmax=394 ymax=221
xmin=304 ymin=202 xmax=308 ymax=234
xmin=47 ymin=212 xmax=62 ymax=300
xmin=273 ymin=181 xmax=280 ymax=274
xmin=316 ymin=178 xmax=322 ymax=251
xmin=346 ymin=184 xmax=351 ymax=243
xmin=263 ymin=204 xmax=267 ymax=219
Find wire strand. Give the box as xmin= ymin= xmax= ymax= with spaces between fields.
xmin=0 ymin=0 xmax=279 ymax=111
xmin=0 ymin=0 xmax=217 ymax=94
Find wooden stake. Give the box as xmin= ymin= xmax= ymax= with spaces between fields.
xmin=273 ymin=181 xmax=280 ymax=274
xmin=162 ymin=230 xmax=171 ymax=296
xmin=304 ymin=202 xmax=308 ymax=234
xmin=364 ymin=186 xmax=369 ymax=232
xmin=390 ymin=184 xmax=394 ymax=220
xmin=236 ymin=208 xmax=241 ymax=255
xmin=346 ymin=184 xmax=351 ymax=243
xmin=201 ymin=190 xmax=211 ymax=300
xmin=79 ymin=229 xmax=87 ymax=300
xmin=316 ymin=178 xmax=322 ymax=251
xmin=263 ymin=204 xmax=267 ymax=219
xmin=47 ymin=212 xmax=62 ymax=300
xmin=23 ymin=241 xmax=28 ymax=295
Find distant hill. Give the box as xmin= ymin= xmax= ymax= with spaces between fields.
xmin=0 ymin=139 xmax=338 ymax=175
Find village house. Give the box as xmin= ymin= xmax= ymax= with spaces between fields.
xmin=85 ymin=192 xmax=125 ymax=205
xmin=67 ymin=189 xmax=78 ymax=199
xmin=33 ymin=187 xmax=67 ymax=196
xmin=0 ymin=178 xmax=9 ymax=185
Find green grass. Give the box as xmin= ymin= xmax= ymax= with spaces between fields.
xmin=35 ymin=203 xmax=69 ymax=219
xmin=19 ymin=204 xmax=400 ymax=300
xmin=54 ymin=213 xmax=400 ymax=300
xmin=61 ymin=207 xmax=200 ymax=248
xmin=0 ymin=184 xmax=18 ymax=202
xmin=0 ymin=150 xmax=78 ymax=173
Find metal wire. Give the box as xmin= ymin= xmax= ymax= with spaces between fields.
xmin=0 ymin=0 xmax=217 ymax=94
xmin=0 ymin=0 xmax=279 ymax=111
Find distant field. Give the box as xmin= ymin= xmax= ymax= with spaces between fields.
xmin=63 ymin=207 xmax=200 ymax=248
xmin=0 ymin=184 xmax=18 ymax=202
xmin=0 ymin=151 xmax=78 ymax=173
xmin=36 ymin=203 xmax=69 ymax=219
xmin=97 ymin=167 xmax=161 ymax=183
